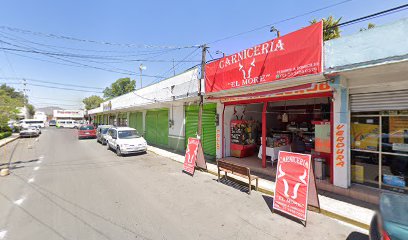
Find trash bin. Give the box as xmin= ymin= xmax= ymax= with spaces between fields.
xmin=314 ymin=157 xmax=326 ymax=180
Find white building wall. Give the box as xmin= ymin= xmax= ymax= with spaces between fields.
xmin=325 ymin=17 xmax=408 ymax=70
xmin=168 ymin=104 xmax=185 ymax=151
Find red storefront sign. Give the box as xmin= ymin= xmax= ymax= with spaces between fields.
xmin=183 ymin=138 xmax=200 ymax=175
xmin=205 ymin=22 xmax=323 ymax=93
xmin=273 ymin=151 xmax=312 ymax=222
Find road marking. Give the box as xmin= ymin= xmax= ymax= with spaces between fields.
xmin=0 ymin=230 xmax=7 ymax=239
xmin=28 ymin=178 xmax=35 ymax=183
xmin=35 ymin=138 xmax=39 ymax=142
xmin=14 ymin=197 xmax=25 ymax=206
xmin=34 ymin=166 xmax=40 ymax=171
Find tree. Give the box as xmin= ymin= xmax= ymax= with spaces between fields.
xmin=26 ymin=104 xmax=35 ymax=118
xmin=83 ymin=95 xmax=104 ymax=110
xmin=0 ymin=84 xmax=24 ymax=127
xmin=310 ymin=16 xmax=342 ymax=41
xmin=360 ymin=23 xmax=375 ymax=32
xmin=103 ymin=78 xmax=136 ymax=99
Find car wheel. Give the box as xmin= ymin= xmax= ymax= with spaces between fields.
xmin=102 ymin=139 xmax=107 ymax=145
xmin=107 ymin=142 xmax=111 ymax=150
xmin=116 ymin=146 xmax=122 ymax=156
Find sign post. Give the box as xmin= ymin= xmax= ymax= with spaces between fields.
xmin=272 ymin=151 xmax=319 ymax=226
xmin=183 ymin=138 xmax=207 ymax=176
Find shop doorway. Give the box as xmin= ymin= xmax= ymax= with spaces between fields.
xmin=222 ymin=97 xmax=332 ymax=182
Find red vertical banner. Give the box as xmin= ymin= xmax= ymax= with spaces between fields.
xmin=183 ymin=138 xmax=200 ymax=175
xmin=273 ymin=151 xmax=312 ymax=222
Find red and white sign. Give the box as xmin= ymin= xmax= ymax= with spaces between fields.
xmin=273 ymin=151 xmax=312 ymax=221
xmin=183 ymin=138 xmax=200 ymax=175
xmin=205 ymin=22 xmax=323 ymax=93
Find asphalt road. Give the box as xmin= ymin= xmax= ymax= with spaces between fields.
xmin=0 ymin=128 xmax=368 ymax=240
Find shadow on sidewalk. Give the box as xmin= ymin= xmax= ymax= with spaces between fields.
xmin=261 ymin=195 xmax=305 ymax=226
xmin=346 ymin=231 xmax=369 ymax=240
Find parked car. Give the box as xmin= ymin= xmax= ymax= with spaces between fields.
xmin=369 ymin=192 xmax=408 ymax=240
xmin=105 ymin=127 xmax=147 ymax=156
xmin=77 ymin=125 xmax=97 ymax=139
xmin=96 ymin=125 xmax=113 ymax=145
xmin=49 ymin=120 xmax=56 ymax=126
xmin=20 ymin=126 xmax=40 ymax=138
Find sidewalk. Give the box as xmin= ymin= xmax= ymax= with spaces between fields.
xmin=147 ymin=145 xmax=375 ymax=229
xmin=0 ymin=134 xmax=19 ymax=148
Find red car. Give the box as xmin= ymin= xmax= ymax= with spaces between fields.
xmin=78 ymin=125 xmax=97 ymax=139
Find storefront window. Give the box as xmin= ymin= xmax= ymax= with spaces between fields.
xmin=351 ymin=151 xmax=379 ymax=188
xmin=381 ymin=154 xmax=408 ymax=193
xmin=382 ymin=116 xmax=408 ymax=154
xmin=351 ymin=113 xmax=408 ymax=194
xmin=351 ymin=116 xmax=379 ymax=151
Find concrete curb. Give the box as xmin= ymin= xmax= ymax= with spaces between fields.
xmin=0 ymin=135 xmax=19 ymax=148
xmin=147 ymin=148 xmax=370 ymax=230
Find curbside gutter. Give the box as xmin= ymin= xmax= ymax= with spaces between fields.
xmin=147 ymin=146 xmax=370 ymax=230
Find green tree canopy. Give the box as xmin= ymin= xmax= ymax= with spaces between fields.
xmin=27 ymin=103 xmax=35 ymax=117
xmin=103 ymin=78 xmax=136 ymax=99
xmin=310 ymin=16 xmax=342 ymax=41
xmin=0 ymin=84 xmax=25 ymax=127
xmin=83 ymin=95 xmax=104 ymax=110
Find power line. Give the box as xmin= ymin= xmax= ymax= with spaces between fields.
xmin=25 ymin=82 xmax=103 ymax=93
xmin=0 ymin=77 xmax=104 ymax=90
xmin=0 ymin=25 xmax=200 ymax=49
xmin=0 ymin=45 xmax=201 ymax=63
xmin=330 ymin=4 xmax=408 ymax=29
xmin=207 ymin=0 xmax=354 ymax=44
xmin=28 ymin=95 xmax=84 ymax=103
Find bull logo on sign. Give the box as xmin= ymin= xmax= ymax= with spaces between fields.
xmin=238 ymin=58 xmax=255 ymax=79
xmin=277 ymin=165 xmax=307 ymax=200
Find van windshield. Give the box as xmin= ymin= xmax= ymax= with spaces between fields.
xmin=118 ymin=130 xmax=140 ymax=139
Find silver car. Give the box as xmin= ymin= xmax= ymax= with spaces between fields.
xmin=20 ymin=127 xmax=40 ymax=137
xmin=96 ymin=125 xmax=113 ymax=145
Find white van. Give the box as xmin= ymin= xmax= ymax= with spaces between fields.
xmin=56 ymin=120 xmax=79 ymax=128
xmin=20 ymin=119 xmax=45 ymax=128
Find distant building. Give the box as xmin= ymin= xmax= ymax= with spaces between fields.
xmin=34 ymin=111 xmax=47 ymax=122
xmin=53 ymin=109 xmax=84 ymax=121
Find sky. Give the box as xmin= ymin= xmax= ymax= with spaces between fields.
xmin=0 ymin=0 xmax=407 ymax=110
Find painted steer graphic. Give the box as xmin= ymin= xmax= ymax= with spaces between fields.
xmin=277 ymin=164 xmax=307 ymax=200
xmin=238 ymin=58 xmax=256 ymax=79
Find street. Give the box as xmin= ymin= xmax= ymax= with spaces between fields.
xmin=0 ymin=128 xmax=368 ymax=240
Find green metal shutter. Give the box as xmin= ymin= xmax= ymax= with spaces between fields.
xmin=145 ymin=111 xmax=157 ymax=145
xmin=129 ymin=112 xmax=143 ymax=134
xmin=129 ymin=112 xmax=137 ymax=128
xmin=185 ymin=103 xmax=216 ymax=157
xmin=202 ymin=104 xmax=217 ymax=157
xmin=156 ymin=109 xmax=168 ymax=146
xmin=145 ymin=109 xmax=168 ymax=146
xmin=136 ymin=112 xmax=143 ymax=134
xmin=185 ymin=105 xmax=199 ymax=146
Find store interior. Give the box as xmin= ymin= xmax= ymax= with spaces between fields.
xmin=223 ymin=97 xmax=332 ymax=180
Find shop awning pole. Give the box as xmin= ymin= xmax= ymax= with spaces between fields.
xmin=262 ymin=102 xmax=267 ymax=168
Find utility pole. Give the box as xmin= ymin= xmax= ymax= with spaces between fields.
xmin=22 ymin=78 xmax=28 ymax=118
xmin=172 ymin=59 xmax=176 ymax=76
xmin=139 ymin=64 xmax=146 ymax=89
xmin=197 ymin=44 xmax=207 ymax=138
